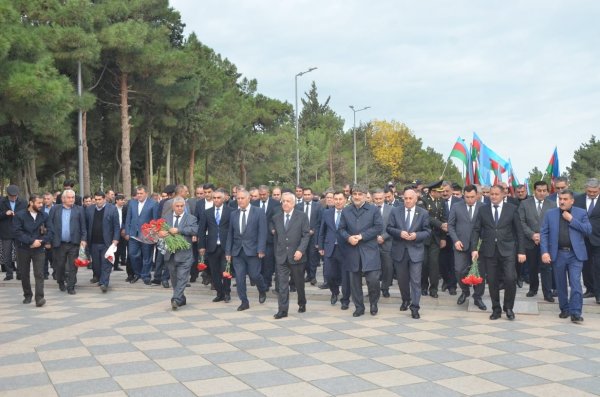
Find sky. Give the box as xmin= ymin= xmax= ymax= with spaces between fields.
xmin=170 ymin=0 xmax=600 ymax=181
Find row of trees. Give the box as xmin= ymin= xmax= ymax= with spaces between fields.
xmin=7 ymin=1 xmax=596 ymax=199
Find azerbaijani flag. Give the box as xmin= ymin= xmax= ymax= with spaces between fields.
xmin=546 ymin=147 xmax=559 ymax=192
xmin=449 ymin=137 xmax=469 ymax=166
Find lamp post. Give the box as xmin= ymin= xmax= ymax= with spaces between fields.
xmin=349 ymin=105 xmax=371 ymax=184
xmin=295 ymin=67 xmax=317 ymax=185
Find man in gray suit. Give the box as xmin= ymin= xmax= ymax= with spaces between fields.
xmin=372 ymin=189 xmax=394 ymax=298
xmin=448 ymin=184 xmax=486 ymax=310
xmin=388 ymin=189 xmax=431 ymax=319
xmin=338 ymin=184 xmax=383 ymax=317
xmin=47 ymin=189 xmax=87 ymax=295
xmin=161 ymin=197 xmax=198 ymax=310
xmin=519 ymin=180 xmax=556 ymax=302
xmin=270 ymin=192 xmax=310 ymax=319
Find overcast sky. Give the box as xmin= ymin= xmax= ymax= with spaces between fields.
xmin=171 ymin=0 xmax=600 ymax=181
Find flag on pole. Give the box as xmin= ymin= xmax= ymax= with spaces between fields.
xmin=506 ymin=159 xmax=519 ymax=195
xmin=546 ymin=147 xmax=560 ymax=192
xmin=449 ymin=137 xmax=471 ymax=184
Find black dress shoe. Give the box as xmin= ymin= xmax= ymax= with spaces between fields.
xmin=151 ymin=279 xmax=161 ymax=285
xmin=67 ymin=288 xmax=76 ymax=295
xmin=130 ymin=275 xmax=141 ymax=284
xmin=490 ymin=311 xmax=501 ymax=320
xmin=310 ymin=278 xmax=317 ymax=286
xmin=441 ymin=282 xmax=448 ymax=291
xmin=457 ymin=292 xmax=468 ymax=305
xmin=224 ymin=294 xmax=231 ymax=303
xmin=304 ymin=276 xmax=311 ymax=283
xmin=582 ymin=290 xmax=594 ymax=298
xmin=90 ymin=277 xmax=99 ymax=284
xmin=559 ymin=310 xmax=570 ymax=319
xmin=237 ymin=303 xmax=249 ymax=311
xmin=474 ymin=298 xmax=487 ymax=311
xmin=505 ymin=309 xmax=515 ymax=320
xmin=125 ymin=276 xmax=133 ymax=282
xmin=44 ymin=275 xmax=49 ymax=280
xmin=259 ymin=291 xmax=266 ymax=304
xmin=59 ymin=284 xmax=66 ymax=292
xmin=318 ymin=282 xmax=329 ymax=289
xmin=171 ymin=299 xmax=179 ymax=310
xmin=273 ymin=311 xmax=288 ymax=319
xmin=36 ymin=298 xmax=46 ymax=307
xmin=213 ymin=296 xmax=224 ymax=302
xmin=352 ymin=309 xmax=365 ymax=317
xmin=162 ymin=281 xmax=170 ymax=288
xmin=429 ymin=291 xmax=438 ymax=298
xmin=23 ymin=297 xmax=32 ymax=304
xmin=289 ymin=285 xmax=296 ymax=293
xmin=410 ymin=308 xmax=420 ymax=319
xmin=370 ymin=304 xmax=378 ymax=316
xmin=421 ymin=289 xmax=428 ymax=296
xmin=544 ymin=296 xmax=555 ymax=303
xmin=189 ymin=276 xmax=197 ymax=283
xmin=114 ymin=267 xmax=124 ymax=271
xmin=298 ymin=304 xmax=306 ymax=313
xmin=330 ymin=294 xmax=338 ymax=305
xmin=400 ymin=301 xmax=410 ymax=311
xmin=526 ymin=291 xmax=537 ymax=297
xmin=341 ymin=303 xmax=349 ymax=310
xmin=448 ymin=288 xmax=457 ymax=296
xmin=571 ymin=314 xmax=584 ymax=323
xmin=552 ymin=289 xmax=558 ymax=297
xmin=100 ymin=285 xmax=108 ymax=293
xmin=143 ymin=279 xmax=151 ymax=285
xmin=517 ymin=278 xmax=523 ymax=288
xmin=3 ymin=275 xmax=13 ymax=281
xmin=382 ymin=289 xmax=390 ymax=298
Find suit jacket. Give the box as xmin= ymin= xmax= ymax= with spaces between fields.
xmin=270 ymin=210 xmax=310 ymax=265
xmin=504 ymin=196 xmax=519 ymax=206
xmin=377 ymin=204 xmax=393 ymax=252
xmin=448 ymin=201 xmax=483 ymax=252
xmin=0 ymin=196 xmax=27 ymax=239
xmin=540 ymin=207 xmax=591 ymax=262
xmin=471 ymin=202 xmax=525 ymax=257
xmin=198 ymin=205 xmax=231 ymax=253
xmin=574 ymin=193 xmax=600 ymax=247
xmin=252 ymin=197 xmax=282 ymax=244
xmin=442 ymin=196 xmax=462 ymax=219
xmin=295 ymin=200 xmax=321 ymax=235
xmin=387 ymin=205 xmax=431 ymax=263
xmin=13 ymin=210 xmax=50 ymax=250
xmin=47 ymin=205 xmax=87 ymax=248
xmin=163 ymin=212 xmax=198 ymax=263
xmin=518 ymin=197 xmax=557 ymax=249
xmin=225 ymin=205 xmax=267 ymax=257
xmin=125 ymin=199 xmax=159 ymax=237
xmin=318 ymin=207 xmax=345 ymax=257
xmin=85 ymin=204 xmax=120 ymax=246
xmin=338 ymin=202 xmax=383 ymax=272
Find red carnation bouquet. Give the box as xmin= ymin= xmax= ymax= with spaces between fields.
xmin=140 ymin=219 xmax=191 ymax=254
xmin=462 ymin=259 xmax=483 ymax=286
xmin=222 ymin=260 xmax=233 ymax=279
xmin=197 ymin=255 xmax=207 ymax=272
xmin=74 ymin=247 xmax=90 ymax=267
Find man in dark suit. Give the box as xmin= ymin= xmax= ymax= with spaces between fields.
xmin=271 ymin=192 xmax=310 ymax=319
xmin=124 ymin=186 xmax=159 ymax=285
xmin=13 ymin=194 xmax=50 ymax=307
xmin=0 ymin=184 xmax=27 ymax=280
xmin=420 ymin=181 xmax=445 ymax=298
xmin=199 ymin=188 xmax=232 ymax=303
xmin=448 ymin=184 xmax=486 ymax=310
xmin=253 ymin=185 xmax=282 ymax=290
xmin=547 ymin=177 xmax=570 ymax=207
xmin=318 ymin=191 xmax=350 ymax=308
xmin=225 ymin=188 xmax=268 ymax=311
xmin=541 ymin=190 xmax=592 ymax=322
xmin=41 ymin=192 xmax=55 ymax=279
xmin=114 ymin=195 xmax=129 ymax=277
xmin=296 ymin=187 xmax=321 ymax=285
xmin=47 ymin=189 xmax=87 ymax=294
xmin=440 ymin=181 xmax=462 ymax=295
xmin=85 ymin=191 xmax=120 ymax=292
xmin=372 ymin=189 xmax=394 ymax=298
xmin=519 ymin=181 xmax=556 ymax=302
xmin=574 ymin=178 xmax=600 ymax=302
xmin=160 ymin=197 xmax=198 ymax=310
xmin=388 ymin=189 xmax=431 ymax=319
xmin=55 ymin=180 xmax=83 ymax=207
xmin=338 ymin=184 xmax=383 ymax=317
xmin=471 ymin=185 xmax=526 ymax=320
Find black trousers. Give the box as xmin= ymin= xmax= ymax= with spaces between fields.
xmin=53 ymin=243 xmax=79 ymax=289
xmin=276 ymin=261 xmax=306 ymax=312
xmin=17 ymin=247 xmax=45 ymax=302
xmin=485 ymin=248 xmax=517 ymax=312
xmin=207 ymin=245 xmax=231 ymax=297
xmin=526 ymin=245 xmax=552 ymax=298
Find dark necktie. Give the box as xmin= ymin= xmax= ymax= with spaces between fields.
xmin=305 ymin=202 xmax=311 ymax=222
xmin=174 ymin=215 xmax=180 ymax=228
xmin=405 ymin=208 xmax=411 ymax=229
xmin=493 ymin=205 xmax=499 ymax=224
xmin=335 ymin=210 xmax=341 ymax=229
xmin=284 ymin=213 xmax=290 ymax=230
xmin=215 ymin=207 xmax=220 ymax=225
xmin=468 ymin=205 xmax=473 ymax=221
xmin=537 ymin=201 xmax=542 ymax=217
xmin=241 ymin=209 xmax=247 ymax=234
xmin=261 ymin=200 xmax=266 ymax=213
xmin=589 ymin=198 xmax=596 ymax=215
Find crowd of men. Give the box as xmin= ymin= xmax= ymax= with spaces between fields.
xmin=1 ymin=176 xmax=598 ymax=323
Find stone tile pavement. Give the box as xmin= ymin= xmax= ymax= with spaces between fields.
xmin=1 ymin=268 xmax=600 ymax=396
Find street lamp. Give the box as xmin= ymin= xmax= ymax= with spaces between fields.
xmin=295 ymin=67 xmax=317 ymax=185
xmin=349 ymin=105 xmax=371 ymax=184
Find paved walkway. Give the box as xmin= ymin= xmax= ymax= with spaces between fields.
xmin=1 ymin=269 xmax=600 ymax=397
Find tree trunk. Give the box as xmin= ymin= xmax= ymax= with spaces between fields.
xmin=329 ymin=146 xmax=335 ymax=187
xmin=120 ymin=72 xmax=132 ymax=198
xmin=148 ymin=133 xmax=153 ymax=193
xmin=188 ymin=136 xmax=196 ymax=189
xmin=204 ymin=153 xmax=209 ymax=183
xmin=165 ymin=136 xmax=171 ymax=185
xmin=82 ymin=111 xmax=91 ymax=196
xmin=238 ymin=150 xmax=247 ymax=187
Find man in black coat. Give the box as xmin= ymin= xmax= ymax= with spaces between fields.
xmin=574 ymin=178 xmax=600 ymax=303
xmin=0 ymin=185 xmax=27 ymax=280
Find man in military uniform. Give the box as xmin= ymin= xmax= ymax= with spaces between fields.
xmin=419 ymin=181 xmax=446 ymax=298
